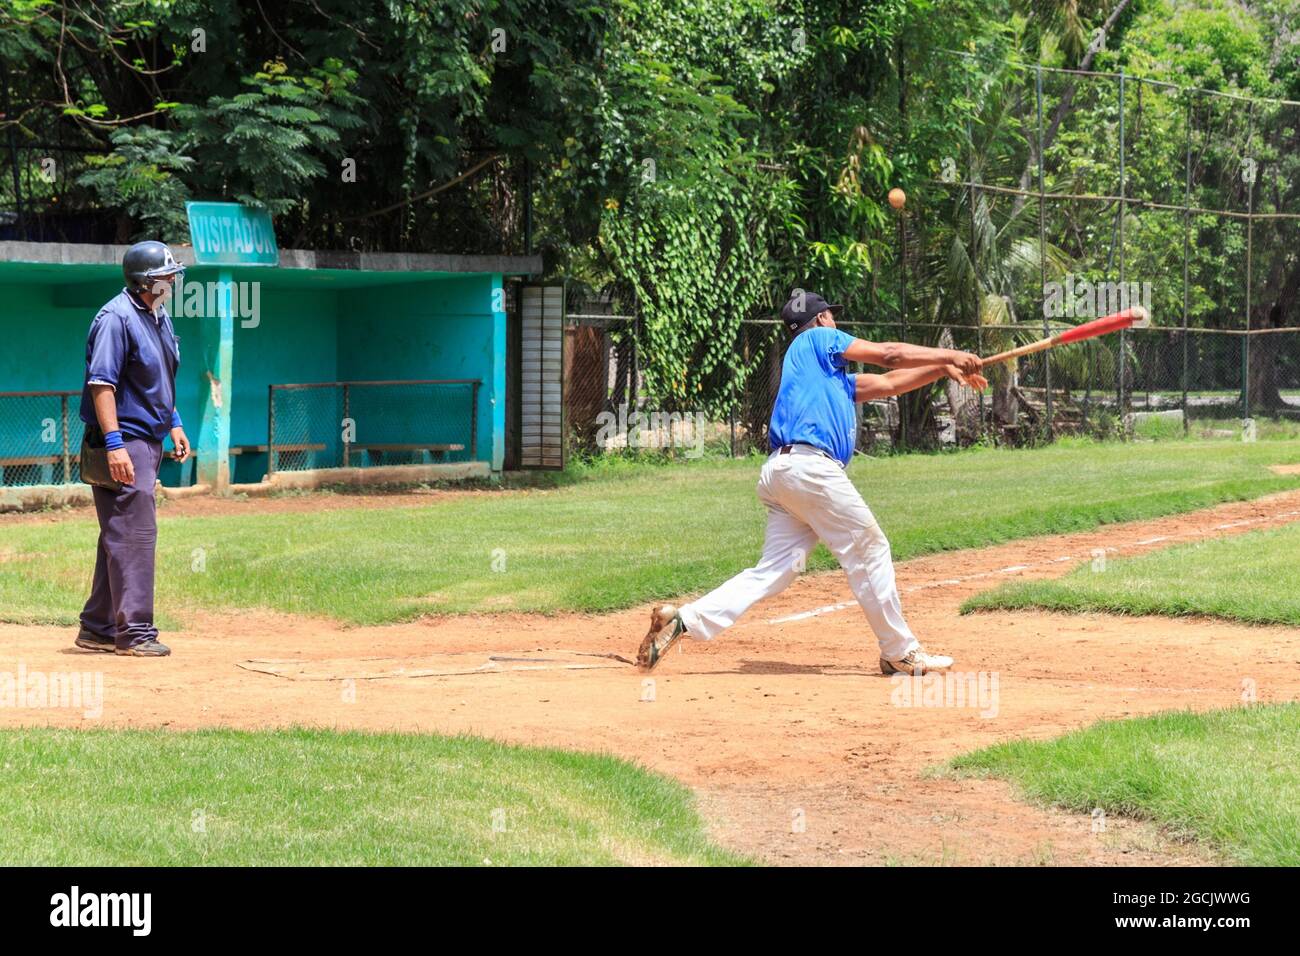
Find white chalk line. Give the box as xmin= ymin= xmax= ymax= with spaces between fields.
xmin=768 ymin=507 xmax=1300 ymax=625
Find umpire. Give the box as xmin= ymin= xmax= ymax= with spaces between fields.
xmin=75 ymin=240 xmax=190 ymax=658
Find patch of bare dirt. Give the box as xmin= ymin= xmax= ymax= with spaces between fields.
xmin=5 ymin=490 xmax=1300 ymax=865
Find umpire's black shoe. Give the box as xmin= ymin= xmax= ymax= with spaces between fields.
xmin=116 ymin=639 xmax=171 ymax=657
xmin=74 ymin=628 xmax=115 ymax=653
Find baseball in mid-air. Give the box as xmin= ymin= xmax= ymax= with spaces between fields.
xmin=888 ymin=187 xmax=907 ymax=210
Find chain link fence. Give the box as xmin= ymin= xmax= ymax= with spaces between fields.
xmin=562 ymin=310 xmax=905 ymax=459
xmin=562 ymin=56 xmax=1300 ymax=461
xmin=560 ymin=317 xmax=1300 ymax=461
xmin=913 ymin=56 xmax=1300 ymax=445
xmin=0 ymin=391 xmax=84 ymax=487
xmin=558 ymin=313 xmax=1300 ymax=458
xmin=0 ymin=134 xmax=119 ymax=244
xmin=265 ymin=379 xmax=480 ymax=477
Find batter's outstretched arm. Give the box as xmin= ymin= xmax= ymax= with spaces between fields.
xmin=855 ymin=365 xmax=987 ymax=402
xmin=843 ymin=338 xmax=981 ymax=373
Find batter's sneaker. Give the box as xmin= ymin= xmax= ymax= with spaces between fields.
xmin=116 ymin=639 xmax=171 ymax=657
xmin=880 ymin=647 xmax=953 ymax=675
xmin=637 ymin=604 xmax=685 ymax=670
xmin=74 ymin=628 xmax=115 ymax=653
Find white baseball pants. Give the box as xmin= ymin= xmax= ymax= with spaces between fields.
xmin=677 ymin=445 xmax=920 ymax=661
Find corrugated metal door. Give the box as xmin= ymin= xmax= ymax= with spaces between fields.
xmin=519 ymin=285 xmax=565 ymax=468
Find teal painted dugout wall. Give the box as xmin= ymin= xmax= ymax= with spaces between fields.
xmin=229 ymin=287 xmax=339 ymax=483
xmin=336 ymin=274 xmax=505 ymax=470
xmin=0 ymin=267 xmax=506 ymax=487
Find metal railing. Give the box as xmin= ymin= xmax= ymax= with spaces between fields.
xmin=266 ymin=379 xmax=481 ymax=476
xmin=0 ymin=390 xmax=83 ymax=487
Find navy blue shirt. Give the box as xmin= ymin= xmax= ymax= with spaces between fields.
xmin=81 ymin=289 xmax=180 ymax=442
xmin=768 ymin=326 xmax=858 ymax=466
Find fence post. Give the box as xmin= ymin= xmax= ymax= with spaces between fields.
xmin=1037 ymin=65 xmax=1052 ymax=433
xmin=897 ymin=212 xmax=908 ymax=449
xmin=897 ymin=37 xmax=908 ymax=450
xmin=1182 ymin=92 xmax=1193 ymax=435
xmin=966 ymin=76 xmax=986 ymax=443
xmin=1117 ymin=70 xmax=1128 ymax=425
xmin=631 ymin=315 xmax=639 ymax=413
xmin=470 ymin=380 xmax=479 ymax=461
xmin=60 ymin=395 xmax=70 ymax=483
xmin=1243 ymin=101 xmax=1255 ymax=423
xmin=342 ymin=383 xmax=351 ymax=468
xmin=730 ymin=325 xmax=739 ymax=457
xmin=267 ymin=384 xmax=276 ymax=478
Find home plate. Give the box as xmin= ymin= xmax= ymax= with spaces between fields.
xmin=237 ymin=649 xmax=634 ymax=681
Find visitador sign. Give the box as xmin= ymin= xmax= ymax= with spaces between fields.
xmin=185 ymin=201 xmax=279 ymax=266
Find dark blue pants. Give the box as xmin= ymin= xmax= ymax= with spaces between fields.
xmin=80 ymin=438 xmax=163 ymax=649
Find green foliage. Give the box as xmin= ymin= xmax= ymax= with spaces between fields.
xmin=175 ymin=59 xmax=364 ymax=216
xmin=76 ymin=127 xmax=193 ymax=241
xmin=1114 ymin=0 xmax=1274 ymax=94
xmin=8 ymin=0 xmax=1300 ymax=417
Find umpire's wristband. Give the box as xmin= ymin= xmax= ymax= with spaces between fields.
xmin=103 ymin=430 xmax=125 ymax=451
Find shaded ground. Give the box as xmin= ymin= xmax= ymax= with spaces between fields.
xmin=5 ymin=491 xmax=1300 ymax=865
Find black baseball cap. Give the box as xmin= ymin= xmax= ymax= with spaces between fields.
xmin=781 ymin=290 xmax=843 ymax=332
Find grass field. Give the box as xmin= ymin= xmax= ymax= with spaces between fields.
xmin=962 ymin=522 xmax=1300 ymax=626
xmin=949 ymin=705 xmax=1300 ymax=866
xmin=0 ymin=727 xmax=745 ymax=865
xmin=1134 ymin=414 xmax=1300 ymax=442
xmin=3 ymin=439 xmax=1299 ymax=626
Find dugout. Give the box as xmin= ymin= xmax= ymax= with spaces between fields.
xmin=0 ymin=241 xmax=541 ymax=503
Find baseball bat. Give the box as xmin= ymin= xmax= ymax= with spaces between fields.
xmin=980 ymin=307 xmax=1149 ymax=366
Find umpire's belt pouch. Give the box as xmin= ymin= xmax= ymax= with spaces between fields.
xmin=81 ymin=424 xmax=124 ymax=492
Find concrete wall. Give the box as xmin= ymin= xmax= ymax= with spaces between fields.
xmin=337 ymin=274 xmax=505 ymax=471
xmin=232 ymin=288 xmax=339 ymax=444
xmin=0 ymin=284 xmax=86 ymax=390
xmin=228 ymin=288 xmax=339 ymax=483
xmin=0 ymin=270 xmax=507 ymax=488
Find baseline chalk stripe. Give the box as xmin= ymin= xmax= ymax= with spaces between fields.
xmin=767 ymin=503 xmax=1300 ymax=625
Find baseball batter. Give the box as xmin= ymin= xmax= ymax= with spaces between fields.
xmin=637 ymin=290 xmax=987 ymax=675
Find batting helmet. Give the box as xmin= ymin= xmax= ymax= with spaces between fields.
xmin=122 ymin=240 xmax=184 ymax=291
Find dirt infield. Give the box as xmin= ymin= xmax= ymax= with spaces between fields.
xmin=5 ymin=490 xmax=1300 ymax=865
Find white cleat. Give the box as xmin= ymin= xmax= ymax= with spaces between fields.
xmin=880 ymin=647 xmax=954 ymax=676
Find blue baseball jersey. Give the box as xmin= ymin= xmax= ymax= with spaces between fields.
xmin=768 ymin=326 xmax=858 ymax=466
xmin=80 ymin=289 xmax=181 ymax=442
